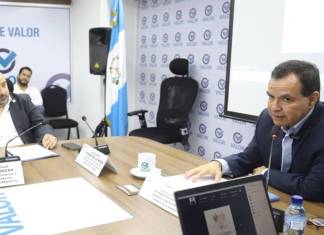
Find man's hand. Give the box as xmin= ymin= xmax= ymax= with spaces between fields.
xmin=184 ymin=161 xmax=223 ymax=182
xmin=253 ymin=166 xmax=267 ymax=175
xmin=42 ymin=134 xmax=57 ymax=149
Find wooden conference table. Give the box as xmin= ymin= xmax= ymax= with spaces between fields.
xmin=2 ymin=136 xmax=324 ymax=234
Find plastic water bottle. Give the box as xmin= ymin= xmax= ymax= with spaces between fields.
xmin=283 ymin=195 xmax=307 ymax=235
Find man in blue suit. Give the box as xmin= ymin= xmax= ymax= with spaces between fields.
xmin=186 ymin=60 xmax=324 ymax=202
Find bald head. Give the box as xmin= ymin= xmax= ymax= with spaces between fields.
xmin=0 ymin=73 xmax=10 ymax=108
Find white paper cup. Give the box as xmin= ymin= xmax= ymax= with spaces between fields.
xmin=138 ymin=152 xmax=156 ymax=172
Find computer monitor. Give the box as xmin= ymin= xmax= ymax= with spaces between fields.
xmin=174 ymin=175 xmax=277 ymax=235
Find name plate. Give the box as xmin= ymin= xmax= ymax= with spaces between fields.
xmin=75 ymin=144 xmax=108 ymax=176
xmin=0 ymin=156 xmax=25 ymax=188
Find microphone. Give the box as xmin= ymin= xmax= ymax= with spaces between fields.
xmin=266 ymin=125 xmax=281 ymax=189
xmin=81 ymin=115 xmax=110 ymax=155
xmin=5 ymin=120 xmax=47 ymax=158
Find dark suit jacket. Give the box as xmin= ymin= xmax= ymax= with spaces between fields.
xmin=225 ymin=103 xmax=324 ymax=202
xmin=9 ymin=93 xmax=55 ymax=144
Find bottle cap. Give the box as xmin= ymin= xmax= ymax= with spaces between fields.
xmin=291 ymin=195 xmax=303 ymax=205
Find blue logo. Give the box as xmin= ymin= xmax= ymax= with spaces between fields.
xmin=149 ymin=92 xmax=155 ymax=102
xmin=163 ymin=12 xmax=170 ymax=22
xmin=199 ymin=124 xmax=207 ymax=134
xmin=162 ymin=33 xmax=169 ymax=43
xmin=188 ymin=31 xmax=196 ymax=42
xmin=151 ymin=54 xmax=157 ymax=63
xmin=233 ymin=132 xmax=243 ymax=144
xmin=187 ymin=54 xmax=195 ymax=64
xmin=151 ymin=34 xmax=157 ymax=44
xmin=215 ymin=128 xmax=224 ymax=139
xmin=140 ymin=54 xmax=146 ymax=63
xmin=216 ymin=104 xmax=224 ymax=115
xmin=162 ymin=54 xmax=168 ymax=64
xmin=189 ymin=8 xmax=197 ymax=18
xmin=139 ymin=91 xmax=145 ymax=100
xmin=149 ymin=111 xmax=155 ymax=121
xmin=214 ymin=151 xmax=222 ymax=159
xmin=203 ymin=29 xmax=212 ymax=41
xmin=200 ymin=101 xmax=208 ymax=111
xmin=219 ymin=54 xmax=227 ymax=65
xmin=220 ymin=28 xmax=229 ymax=40
xmin=198 ymin=146 xmax=205 ymax=156
xmin=202 ymin=54 xmax=211 ymax=64
xmin=0 ymin=48 xmax=17 ymax=73
xmin=218 ymin=79 xmax=225 ymax=90
xmin=201 ymin=77 xmax=209 ymax=88
xmin=205 ymin=5 xmax=213 ymax=16
xmin=141 ymin=35 xmax=147 ymax=45
xmin=150 ymin=73 xmax=156 ymax=83
xmin=140 ymin=73 xmax=146 ymax=82
xmin=141 ymin=16 xmax=147 ymax=26
xmin=176 ymin=10 xmax=183 ymax=20
xmin=222 ymin=1 xmax=230 ymax=14
xmin=175 ymin=32 xmax=182 ymax=42
xmin=152 ymin=14 xmax=158 ymax=24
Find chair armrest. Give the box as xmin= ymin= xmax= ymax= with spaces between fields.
xmin=127 ymin=109 xmax=148 ymax=128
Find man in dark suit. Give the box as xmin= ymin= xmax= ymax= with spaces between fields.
xmin=185 ymin=60 xmax=324 ymax=202
xmin=0 ymin=72 xmax=57 ymax=149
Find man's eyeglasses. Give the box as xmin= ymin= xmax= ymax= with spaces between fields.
xmin=307 ymin=217 xmax=324 ymax=229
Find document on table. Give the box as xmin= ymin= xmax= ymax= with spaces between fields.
xmin=0 ymin=177 xmax=132 ymax=235
xmin=139 ymin=174 xmax=226 ymax=216
xmin=7 ymin=144 xmax=59 ymax=161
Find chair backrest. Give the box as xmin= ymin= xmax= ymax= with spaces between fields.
xmin=41 ymin=85 xmax=67 ymax=117
xmin=6 ymin=79 xmax=14 ymax=93
xmin=156 ymin=58 xmax=198 ymax=127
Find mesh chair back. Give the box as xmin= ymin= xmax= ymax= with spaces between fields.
xmin=41 ymin=85 xmax=67 ymax=117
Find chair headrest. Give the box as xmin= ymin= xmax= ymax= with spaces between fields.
xmin=169 ymin=58 xmax=188 ymax=76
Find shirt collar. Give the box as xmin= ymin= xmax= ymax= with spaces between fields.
xmin=282 ymin=106 xmax=314 ymax=135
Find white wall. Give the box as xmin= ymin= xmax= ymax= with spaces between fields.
xmin=69 ymin=0 xmax=138 ymax=139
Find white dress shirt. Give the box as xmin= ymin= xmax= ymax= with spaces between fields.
xmin=14 ymin=84 xmax=43 ymax=106
xmin=0 ymin=97 xmax=24 ymax=147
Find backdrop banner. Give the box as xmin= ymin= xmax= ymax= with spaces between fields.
xmin=0 ymin=5 xmax=71 ymax=98
xmin=137 ymin=0 xmax=255 ymax=160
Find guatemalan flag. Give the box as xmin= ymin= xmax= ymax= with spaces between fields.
xmin=106 ymin=0 xmax=128 ymax=136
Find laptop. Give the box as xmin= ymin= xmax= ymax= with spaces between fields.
xmin=174 ymin=175 xmax=278 ymax=235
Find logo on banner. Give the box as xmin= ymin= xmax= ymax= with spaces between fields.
xmin=148 ymin=111 xmax=155 ymax=124
xmin=187 ymin=31 xmax=197 ymax=46
xmin=203 ymin=5 xmax=215 ymax=21
xmin=151 ymin=34 xmax=158 ymax=47
xmin=141 ymin=0 xmax=148 ymax=9
xmin=198 ymin=146 xmax=206 ymax=157
xmin=140 ymin=73 xmax=146 ymax=85
xmin=187 ymin=54 xmax=195 ymax=64
xmin=141 ymin=16 xmax=148 ymax=29
xmin=149 ymin=92 xmax=156 ymax=105
xmin=162 ymin=12 xmax=170 ymax=26
xmin=141 ymin=35 xmax=147 ymax=48
xmin=213 ymin=127 xmax=225 ymax=145
xmin=139 ymin=90 xmax=146 ymax=103
xmin=217 ymin=53 xmax=227 ymax=70
xmin=188 ymin=8 xmax=198 ymax=23
xmin=214 ymin=104 xmax=225 ymax=120
xmin=149 ymin=73 xmax=157 ymax=86
xmin=220 ymin=28 xmax=229 ymax=40
xmin=202 ymin=29 xmax=213 ymax=46
xmin=200 ymin=77 xmax=210 ymax=94
xmin=201 ymin=54 xmax=212 ymax=70
xmin=216 ymin=78 xmax=225 ymax=95
xmin=161 ymin=54 xmax=168 ymax=66
xmin=198 ymin=123 xmax=208 ymax=139
xmin=199 ymin=101 xmax=209 ymax=117
xmin=150 ymin=54 xmax=157 ymax=67
xmin=214 ymin=151 xmax=222 ymax=159
xmin=231 ymin=131 xmax=245 ymax=150
xmin=0 ymin=48 xmax=17 ymax=74
xmin=162 ymin=33 xmax=169 ymax=45
xmin=151 ymin=0 xmax=159 ymax=8
xmin=151 ymin=14 xmax=159 ymax=27
xmin=220 ymin=1 xmax=230 ymax=19
xmin=140 ymin=54 xmax=146 ymax=64
xmin=174 ymin=32 xmax=183 ymax=46
xmin=175 ymin=10 xmax=184 ymax=24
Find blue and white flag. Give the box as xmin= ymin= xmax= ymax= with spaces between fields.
xmin=106 ymin=0 xmax=128 ymax=136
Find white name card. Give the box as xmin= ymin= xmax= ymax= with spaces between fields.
xmin=75 ymin=144 xmax=108 ymax=176
xmin=0 ymin=156 xmax=24 ymax=188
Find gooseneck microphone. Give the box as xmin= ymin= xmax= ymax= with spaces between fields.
xmin=81 ymin=115 xmax=110 ymax=155
xmin=266 ymin=125 xmax=281 ymax=189
xmin=5 ymin=120 xmax=47 ymax=158
xmin=82 ymin=116 xmax=99 ymax=146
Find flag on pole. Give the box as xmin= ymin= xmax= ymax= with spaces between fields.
xmin=106 ymin=0 xmax=128 ymax=136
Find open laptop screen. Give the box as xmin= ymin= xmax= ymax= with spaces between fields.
xmin=174 ymin=175 xmax=277 ymax=235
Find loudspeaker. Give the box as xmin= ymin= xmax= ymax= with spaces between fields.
xmin=89 ymin=27 xmax=112 ymax=75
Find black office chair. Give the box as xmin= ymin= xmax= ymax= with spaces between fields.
xmin=128 ymin=58 xmax=198 ymax=150
xmin=41 ymin=85 xmax=80 ymax=140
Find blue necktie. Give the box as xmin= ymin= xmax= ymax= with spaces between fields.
xmin=281 ymin=132 xmax=293 ymax=172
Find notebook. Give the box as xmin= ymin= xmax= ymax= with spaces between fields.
xmin=174 ymin=175 xmax=277 ymax=235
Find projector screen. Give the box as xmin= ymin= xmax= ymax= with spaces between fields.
xmin=224 ymin=0 xmax=324 ymax=122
